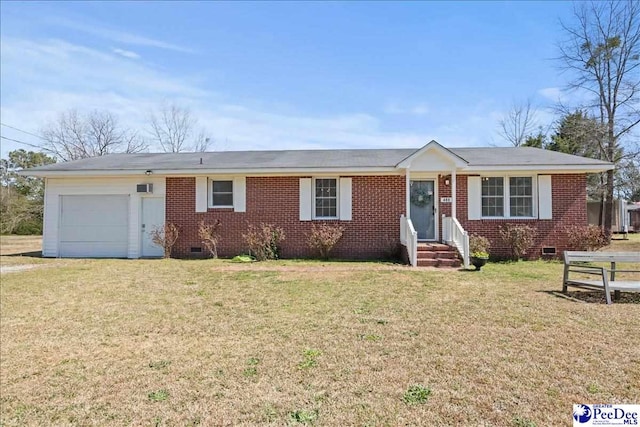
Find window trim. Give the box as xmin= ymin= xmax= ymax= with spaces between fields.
xmin=480 ymin=176 xmax=505 ymax=218
xmin=313 ymin=177 xmax=340 ymax=220
xmin=480 ymin=175 xmax=537 ymax=219
xmin=209 ymin=178 xmax=234 ymax=209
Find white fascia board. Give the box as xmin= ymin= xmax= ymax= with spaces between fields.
xmin=396 ymin=140 xmax=469 ymax=168
xmin=20 ymin=166 xmax=402 ymax=178
xmin=463 ymin=164 xmax=613 ymax=173
xmin=21 ymin=163 xmax=612 ymax=178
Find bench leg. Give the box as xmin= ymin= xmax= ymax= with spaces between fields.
xmin=603 ymin=275 xmax=612 ymax=305
xmin=614 ymin=290 xmax=621 ymax=300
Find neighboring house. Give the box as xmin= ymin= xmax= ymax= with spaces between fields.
xmin=23 ymin=141 xmax=612 ymax=266
xmin=587 ymin=199 xmax=636 ymax=233
xmin=628 ymin=203 xmax=640 ymax=232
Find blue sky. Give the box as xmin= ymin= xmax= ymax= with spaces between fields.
xmin=1 ymin=1 xmax=578 ymax=156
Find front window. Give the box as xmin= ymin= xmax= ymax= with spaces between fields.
xmin=315 ymin=178 xmax=337 ymax=218
xmin=509 ymin=177 xmax=533 ymax=217
xmin=481 ymin=176 xmax=534 ymax=218
xmin=212 ymin=180 xmax=233 ymax=207
xmin=482 ymin=177 xmax=504 ymax=217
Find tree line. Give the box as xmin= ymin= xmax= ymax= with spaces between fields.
xmin=1 ymin=103 xmax=209 ymax=234
xmin=497 ymin=0 xmax=640 ymax=234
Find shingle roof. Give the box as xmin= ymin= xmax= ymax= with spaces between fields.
xmin=450 ymin=147 xmax=610 ymax=166
xmin=28 ymin=149 xmax=414 ymax=171
xmin=25 ymin=146 xmax=612 ymax=173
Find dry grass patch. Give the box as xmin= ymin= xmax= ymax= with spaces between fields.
xmin=0 ymin=235 xmax=75 ymax=271
xmin=0 ymin=235 xmax=42 ymax=256
xmin=0 ymin=237 xmax=639 ymax=425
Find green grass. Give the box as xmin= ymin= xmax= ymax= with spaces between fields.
xmin=0 ymin=235 xmax=639 ymax=425
xmin=402 ymin=384 xmax=432 ymax=405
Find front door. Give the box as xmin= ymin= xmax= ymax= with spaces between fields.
xmin=409 ymin=180 xmax=436 ymax=240
xmin=141 ymin=197 xmax=165 ymax=257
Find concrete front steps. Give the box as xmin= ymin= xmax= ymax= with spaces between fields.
xmin=416 ymin=243 xmax=461 ymax=268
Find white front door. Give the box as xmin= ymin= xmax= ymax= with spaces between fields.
xmin=141 ymin=197 xmax=165 ymax=257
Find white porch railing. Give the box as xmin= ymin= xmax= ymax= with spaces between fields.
xmin=442 ymin=216 xmax=470 ymax=269
xmin=400 ymin=214 xmax=418 ymax=267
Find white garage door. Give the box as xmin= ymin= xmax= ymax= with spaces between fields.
xmin=59 ymin=195 xmax=129 ymax=258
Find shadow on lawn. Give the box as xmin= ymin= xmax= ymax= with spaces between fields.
xmin=541 ymin=290 xmax=640 ymax=304
xmin=2 ymin=250 xmax=43 ymax=258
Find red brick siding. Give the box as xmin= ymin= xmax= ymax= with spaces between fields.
xmin=455 ymin=174 xmax=587 ymax=259
xmin=166 ymin=176 xmax=405 ymax=259
xmin=166 ymin=173 xmax=587 ymax=260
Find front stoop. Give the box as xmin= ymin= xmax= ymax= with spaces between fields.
xmin=416 ymin=243 xmax=461 ymax=268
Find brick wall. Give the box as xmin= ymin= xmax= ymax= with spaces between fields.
xmin=166 ymin=173 xmax=587 ymax=260
xmin=456 ymin=174 xmax=587 ymax=259
xmin=166 ymin=175 xmax=405 ymax=259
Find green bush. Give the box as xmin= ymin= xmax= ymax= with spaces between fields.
xmin=469 ymin=234 xmax=491 ymax=258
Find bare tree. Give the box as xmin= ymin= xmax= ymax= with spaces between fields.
xmin=40 ymin=110 xmax=147 ymax=162
xmin=150 ymin=222 xmax=180 ymax=258
xmin=558 ymin=0 xmax=640 ymax=237
xmin=497 ymin=100 xmax=539 ymax=147
xmin=147 ymin=103 xmax=211 ymax=153
xmin=198 ymin=219 xmax=222 ymax=258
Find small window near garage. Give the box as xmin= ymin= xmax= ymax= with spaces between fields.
xmin=212 ymin=180 xmax=233 ymax=207
xmin=315 ymin=178 xmax=338 ymax=219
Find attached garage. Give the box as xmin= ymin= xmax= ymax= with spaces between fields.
xmin=59 ymin=195 xmax=129 ymax=258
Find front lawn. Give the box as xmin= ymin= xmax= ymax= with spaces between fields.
xmin=1 ymin=236 xmax=638 ymax=426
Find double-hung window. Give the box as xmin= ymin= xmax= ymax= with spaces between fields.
xmin=481 ymin=177 xmax=504 ymax=217
xmin=211 ymin=180 xmax=233 ymax=207
xmin=481 ymin=176 xmax=533 ymax=218
xmin=314 ymin=178 xmax=337 ymax=219
xmin=509 ymin=177 xmax=533 ymax=217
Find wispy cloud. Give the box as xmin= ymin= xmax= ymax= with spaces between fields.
xmin=384 ymin=102 xmax=430 ymax=116
xmin=0 ymin=36 xmax=428 ymax=154
xmin=1 ymin=34 xmax=504 ymax=157
xmin=538 ymin=87 xmax=562 ymax=102
xmin=1 ymin=37 xmax=205 ymax=98
xmin=195 ymin=106 xmax=428 ymax=151
xmin=50 ymin=17 xmax=196 ymax=54
xmin=112 ymin=48 xmax=140 ymax=59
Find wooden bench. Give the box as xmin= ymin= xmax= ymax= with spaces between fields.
xmin=563 ymin=251 xmax=640 ymax=304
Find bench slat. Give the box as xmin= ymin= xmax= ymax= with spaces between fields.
xmin=563 ymin=251 xmax=640 ymax=304
xmin=565 ymin=280 xmax=640 ymax=292
xmin=564 ymin=251 xmax=640 ymax=263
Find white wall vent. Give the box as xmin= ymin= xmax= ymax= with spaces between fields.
xmin=137 ymin=183 xmax=153 ymax=193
